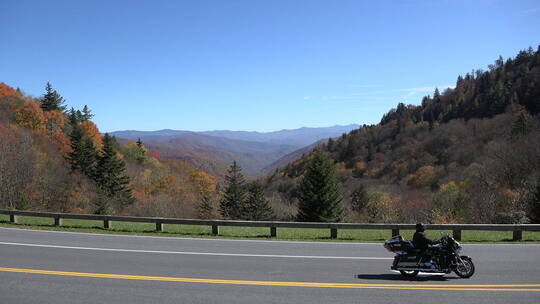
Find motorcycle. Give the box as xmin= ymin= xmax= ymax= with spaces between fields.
xmin=384 ymin=234 xmax=475 ymax=278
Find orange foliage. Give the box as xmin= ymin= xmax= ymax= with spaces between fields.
xmin=191 ymin=171 xmax=216 ymax=195
xmin=15 ymin=102 xmax=45 ymax=130
xmin=0 ymin=83 xmax=17 ymax=98
xmin=133 ymin=189 xmax=148 ymax=200
xmin=80 ymin=120 xmax=102 ymax=148
xmin=44 ymin=110 xmax=65 ymax=135
xmin=54 ymin=132 xmax=71 ymax=152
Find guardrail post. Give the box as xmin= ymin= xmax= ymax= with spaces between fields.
xmin=212 ymin=225 xmax=219 ymax=235
xmin=270 ymin=226 xmax=277 ymax=237
xmin=10 ymin=214 xmax=17 ymax=224
xmin=54 ymin=216 xmax=62 ymax=226
xmin=392 ymin=228 xmax=399 ymax=237
xmin=331 ymin=228 xmax=338 ymax=239
xmin=513 ymin=229 xmax=522 ymax=241
xmin=156 ymin=221 xmax=163 ymax=232
xmin=453 ymin=229 xmax=461 ymax=241
xmin=104 ymin=220 xmax=110 ymax=229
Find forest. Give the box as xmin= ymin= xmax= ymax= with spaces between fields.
xmin=264 ymin=46 xmax=540 ymax=224
xmin=1 ymin=46 xmax=539 ymax=224
xmin=0 ymin=83 xmax=220 ymax=219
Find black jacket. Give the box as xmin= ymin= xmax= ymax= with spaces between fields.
xmin=413 ymin=231 xmax=436 ymax=251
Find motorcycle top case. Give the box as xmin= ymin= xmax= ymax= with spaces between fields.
xmin=384 ymin=235 xmax=415 ymax=254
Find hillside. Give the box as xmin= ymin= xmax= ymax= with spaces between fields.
xmin=110 ymin=125 xmax=358 ymax=175
xmin=0 ymin=83 xmax=221 ymax=219
xmin=262 ymin=138 xmax=328 ymax=174
xmin=264 ymin=46 xmax=540 ymax=224
xmin=143 ymin=135 xmax=297 ymax=176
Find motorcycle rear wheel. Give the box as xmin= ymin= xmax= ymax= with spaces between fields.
xmin=454 ymin=256 xmax=475 ymax=278
xmin=399 ymin=270 xmax=419 ymax=278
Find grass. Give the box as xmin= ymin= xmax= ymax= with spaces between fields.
xmin=1 ymin=214 xmax=539 ymax=243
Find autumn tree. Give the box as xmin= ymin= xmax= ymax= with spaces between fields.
xmin=94 ymin=133 xmax=135 ymax=213
xmin=80 ymin=120 xmax=102 ymax=148
xmin=15 ymin=102 xmax=45 ymax=130
xmin=0 ymin=125 xmax=35 ymax=209
xmin=243 ymin=182 xmax=274 ymax=220
xmin=0 ymin=83 xmax=17 ymax=98
xmin=219 ymin=161 xmax=247 ymax=219
xmin=40 ymin=82 xmax=66 ymax=112
xmin=192 ymin=171 xmax=217 ymax=219
xmin=297 ymin=151 xmax=343 ymax=222
xmin=511 ymin=109 xmax=533 ymax=137
xmin=43 ymin=110 xmax=65 ymax=136
xmin=350 ymin=184 xmax=369 ymax=211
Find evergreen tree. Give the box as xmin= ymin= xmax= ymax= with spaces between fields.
xmin=327 ymin=137 xmax=335 ymax=152
xmin=433 ymin=87 xmax=441 ymax=98
xmin=350 ymin=184 xmax=369 ymax=212
xmin=243 ymin=182 xmax=274 ymax=220
xmin=81 ymin=105 xmax=93 ymax=121
xmin=94 ymin=133 xmax=135 ymax=211
xmin=40 ymin=82 xmax=66 ymax=112
xmin=297 ymin=151 xmax=343 ymax=222
xmin=68 ymin=108 xmax=79 ymax=126
xmin=134 ymin=138 xmax=147 ymax=163
xmin=67 ymin=124 xmax=98 ymax=177
xmin=219 ymin=161 xmax=247 ymax=219
xmin=197 ymin=196 xmax=215 ymax=219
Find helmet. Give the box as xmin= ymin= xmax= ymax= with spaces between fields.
xmin=415 ymin=223 xmax=426 ymax=232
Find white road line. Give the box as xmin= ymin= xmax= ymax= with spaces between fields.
xmin=0 ymin=226 xmax=379 ymax=245
xmin=0 ymin=241 xmax=393 ymax=260
xmin=2 ymin=226 xmax=538 ymax=246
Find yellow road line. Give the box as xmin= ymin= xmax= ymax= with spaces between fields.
xmin=1 ymin=267 xmax=539 ymax=292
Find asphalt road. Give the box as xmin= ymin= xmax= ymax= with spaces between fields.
xmin=0 ymin=227 xmax=539 ymax=304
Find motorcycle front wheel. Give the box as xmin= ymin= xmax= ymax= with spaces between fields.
xmin=399 ymin=270 xmax=419 ymax=278
xmin=454 ymin=256 xmax=475 ymax=278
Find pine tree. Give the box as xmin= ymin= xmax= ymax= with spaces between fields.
xmin=134 ymin=138 xmax=147 ymax=163
xmin=94 ymin=133 xmax=135 ymax=211
xmin=197 ymin=196 xmax=215 ymax=219
xmin=243 ymin=182 xmax=274 ymax=220
xmin=81 ymin=105 xmax=93 ymax=121
xmin=40 ymin=82 xmax=66 ymax=112
xmin=433 ymin=87 xmax=441 ymax=98
xmin=67 ymin=124 xmax=98 ymax=177
xmin=68 ymin=108 xmax=79 ymax=126
xmin=219 ymin=161 xmax=247 ymax=219
xmin=297 ymin=151 xmax=343 ymax=222
xmin=327 ymin=138 xmax=335 ymax=152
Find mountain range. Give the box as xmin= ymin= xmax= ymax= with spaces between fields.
xmin=110 ymin=125 xmax=359 ymax=175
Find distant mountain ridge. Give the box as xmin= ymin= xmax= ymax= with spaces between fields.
xmin=110 ymin=124 xmax=359 ymax=175
xmin=200 ymin=124 xmax=359 ymax=146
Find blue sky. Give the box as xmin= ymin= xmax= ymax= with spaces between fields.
xmin=1 ymin=0 xmax=539 ymax=132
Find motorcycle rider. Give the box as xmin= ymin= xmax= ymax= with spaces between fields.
xmin=413 ymin=223 xmax=438 ymax=267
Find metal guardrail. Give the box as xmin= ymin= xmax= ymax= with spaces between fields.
xmin=1 ymin=209 xmax=539 ymax=241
